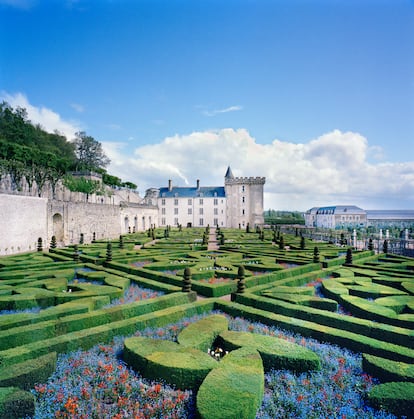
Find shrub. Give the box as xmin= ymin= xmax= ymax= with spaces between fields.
xmin=366 ymin=381 xmax=414 ymax=418
xmin=0 ymin=387 xmax=35 ymax=419
xmin=197 ymin=347 xmax=264 ymax=419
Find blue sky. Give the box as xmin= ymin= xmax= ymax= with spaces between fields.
xmin=1 ymin=0 xmax=413 ymax=210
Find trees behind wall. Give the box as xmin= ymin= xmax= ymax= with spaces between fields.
xmin=0 ymin=102 xmax=137 ymax=196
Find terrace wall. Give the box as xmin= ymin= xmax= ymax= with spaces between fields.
xmin=0 ymin=194 xmax=158 ymax=255
xmin=0 ymin=194 xmax=48 ymax=255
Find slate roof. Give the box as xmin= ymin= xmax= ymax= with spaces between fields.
xmin=315 ymin=205 xmax=366 ymax=215
xmin=159 ymin=186 xmax=225 ymax=198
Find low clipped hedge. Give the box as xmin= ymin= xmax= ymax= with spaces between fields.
xmin=196 ymin=347 xmax=264 ymax=419
xmin=260 ymin=293 xmax=338 ymax=312
xmin=216 ymin=330 xmax=320 ymax=373
xmin=0 ymin=352 xmax=57 ymax=390
xmin=366 ymin=382 xmax=414 ymax=418
xmin=0 ymin=292 xmax=197 ymax=352
xmin=123 ymin=336 xmax=217 ymax=390
xmin=362 ymin=353 xmax=414 ymax=383
xmin=0 ymin=297 xmax=213 ymax=368
xmin=216 ymin=299 xmax=414 ymax=363
xmin=177 ymin=314 xmax=229 ymax=351
xmin=0 ymin=387 xmax=35 ymax=419
xmin=230 ymin=293 xmax=414 ymax=349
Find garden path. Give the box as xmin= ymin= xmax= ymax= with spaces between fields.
xmin=207 ymin=227 xmax=219 ymax=251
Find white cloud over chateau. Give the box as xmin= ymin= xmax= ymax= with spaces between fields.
xmin=103 ymin=129 xmax=414 ymax=211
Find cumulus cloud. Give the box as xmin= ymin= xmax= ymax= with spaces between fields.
xmin=103 ymin=128 xmax=414 ymax=211
xmin=1 ymin=92 xmax=81 ymax=140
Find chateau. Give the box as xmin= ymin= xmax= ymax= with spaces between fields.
xmin=145 ymin=167 xmax=265 ymax=229
xmin=0 ymin=167 xmax=265 ymax=255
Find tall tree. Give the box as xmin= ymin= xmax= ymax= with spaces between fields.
xmin=74 ymin=131 xmax=110 ymax=172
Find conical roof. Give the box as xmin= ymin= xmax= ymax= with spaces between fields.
xmin=224 ymin=166 xmax=234 ymax=179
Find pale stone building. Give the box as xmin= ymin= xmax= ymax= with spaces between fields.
xmin=147 ymin=167 xmax=265 ymax=229
xmin=305 ymin=205 xmax=367 ymax=229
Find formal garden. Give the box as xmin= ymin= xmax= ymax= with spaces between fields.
xmin=0 ymin=226 xmax=413 ymax=418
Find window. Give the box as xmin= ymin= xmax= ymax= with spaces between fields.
xmin=188 ymin=208 xmax=192 ymax=215
xmin=242 ymin=196 xmax=245 ymax=203
xmin=199 ymin=218 xmax=204 ymax=226
xmin=214 ymin=198 xmax=218 ymax=205
xmin=174 ymin=208 xmax=178 ymax=215
xmin=174 ymin=218 xmax=179 ymax=225
xmin=174 ymin=199 xmax=178 ymax=206
xmin=161 ymin=218 xmax=166 ymax=225
xmin=199 ymin=208 xmax=204 ymax=215
xmin=161 ymin=208 xmax=166 ymax=215
xmin=161 ymin=199 xmax=165 ymax=205
xmin=214 ymin=218 xmax=218 ymax=226
xmin=242 ymin=209 xmax=245 ymax=215
xmin=214 ymin=192 xmax=217 ymax=197
xmin=242 ymin=186 xmax=245 ymax=192
xmin=214 ymin=208 xmax=218 ymax=215
xmin=188 ymin=199 xmax=192 ymax=205
xmin=199 ymin=198 xmax=203 ymax=205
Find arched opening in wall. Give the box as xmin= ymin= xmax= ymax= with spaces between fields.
xmin=134 ymin=216 xmax=138 ymax=232
xmin=124 ymin=217 xmax=129 ymax=233
xmin=149 ymin=216 xmax=152 ymax=228
xmin=142 ymin=216 xmax=146 ymax=231
xmin=52 ymin=213 xmax=64 ymax=242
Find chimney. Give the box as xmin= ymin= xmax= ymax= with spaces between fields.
xmin=168 ymin=179 xmax=172 ymax=191
xmin=196 ymin=179 xmax=200 ymax=190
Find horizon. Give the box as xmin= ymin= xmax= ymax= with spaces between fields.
xmin=1 ymin=0 xmax=413 ymax=211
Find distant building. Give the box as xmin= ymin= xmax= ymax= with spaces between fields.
xmin=305 ymin=205 xmax=367 ymax=229
xmin=146 ymin=167 xmax=265 ymax=228
xmin=366 ymin=210 xmax=414 ymax=229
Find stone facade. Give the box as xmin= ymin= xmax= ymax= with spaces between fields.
xmin=147 ymin=167 xmax=265 ymax=229
xmin=305 ymin=205 xmax=367 ymax=229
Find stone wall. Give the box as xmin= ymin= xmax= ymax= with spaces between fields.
xmin=0 ymin=194 xmax=48 ymax=255
xmin=0 ymin=193 xmax=159 ymax=255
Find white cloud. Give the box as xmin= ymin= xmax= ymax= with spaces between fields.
xmin=1 ymin=92 xmax=81 ymax=140
xmin=103 ymin=128 xmax=414 ymax=211
xmin=203 ymin=105 xmax=243 ymax=117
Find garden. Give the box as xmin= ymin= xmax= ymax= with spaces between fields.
xmin=0 ymin=226 xmax=413 ymax=418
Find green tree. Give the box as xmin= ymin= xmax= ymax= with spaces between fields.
xmin=63 ymin=175 xmax=104 ymax=201
xmin=74 ymin=131 xmax=110 ymax=171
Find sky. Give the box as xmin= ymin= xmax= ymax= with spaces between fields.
xmin=0 ymin=0 xmax=413 ymax=211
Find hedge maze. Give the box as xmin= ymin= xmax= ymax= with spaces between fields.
xmin=0 ymin=227 xmax=413 ymax=418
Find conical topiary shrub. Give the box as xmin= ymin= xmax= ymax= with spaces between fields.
xmin=106 ymin=242 xmax=113 ymax=262
xmin=182 ymin=267 xmax=192 ymax=292
xmin=237 ymin=266 xmax=246 ymax=294
xmin=50 ymin=235 xmax=57 ymax=250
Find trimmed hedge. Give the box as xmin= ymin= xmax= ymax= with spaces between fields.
xmin=177 ymin=314 xmax=229 ymax=351
xmin=0 ymin=352 xmax=57 ymax=390
xmin=0 ymin=297 xmax=213 ymax=368
xmin=230 ymin=293 xmax=414 ymax=350
xmin=0 ymin=292 xmax=197 ymax=351
xmin=216 ymin=330 xmax=320 ymax=373
xmin=196 ymin=347 xmax=264 ymax=419
xmin=216 ymin=299 xmax=414 ymax=363
xmin=362 ymin=353 xmax=414 ymax=383
xmin=0 ymin=387 xmax=35 ymax=419
xmin=366 ymin=382 xmax=414 ymax=418
xmin=123 ymin=336 xmax=217 ymax=390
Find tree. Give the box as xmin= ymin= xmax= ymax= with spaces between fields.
xmin=63 ymin=175 xmax=105 ymax=201
xmin=74 ymin=131 xmax=110 ymax=172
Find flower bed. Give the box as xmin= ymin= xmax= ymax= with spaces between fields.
xmin=30 ymin=313 xmax=397 ymax=418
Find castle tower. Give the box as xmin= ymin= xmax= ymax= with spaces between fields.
xmin=224 ymin=166 xmax=265 ymax=228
